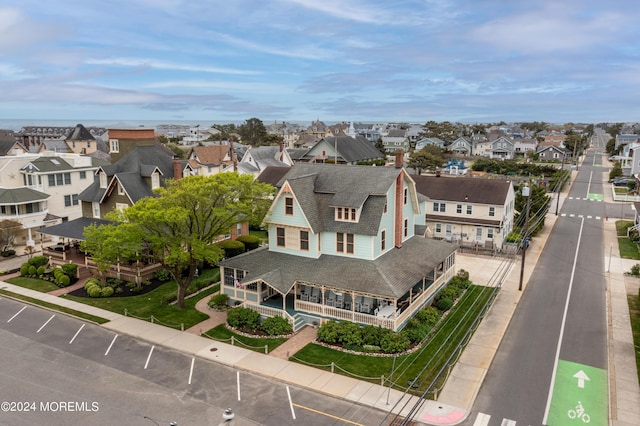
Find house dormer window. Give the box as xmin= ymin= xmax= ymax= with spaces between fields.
xmin=285 ymin=197 xmax=293 ymax=215
xmin=335 ymin=207 xmax=358 ymax=222
xmin=151 ymin=172 xmax=160 ymax=189
xmin=109 ymin=139 xmax=119 ymax=153
xmin=99 ymin=171 xmax=107 ymax=188
xmin=118 ymin=183 xmax=125 ymax=195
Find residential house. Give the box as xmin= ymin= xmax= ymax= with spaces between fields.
xmin=414 ymin=137 xmax=446 ymax=151
xmin=412 ymin=175 xmax=515 ymax=252
xmin=449 ymin=136 xmax=473 ymax=156
xmin=63 ymin=124 xmax=99 ymax=155
xmin=0 ymin=131 xmax=27 ymax=156
xmin=224 ymin=145 xmax=293 ymax=177
xmin=615 ymin=134 xmax=640 ymax=152
xmin=513 ymin=138 xmax=538 ymax=158
xmin=79 ymin=128 xmax=180 ymax=219
xmin=186 ymin=144 xmax=234 ymax=177
xmin=478 ymin=136 xmax=515 ymax=160
xmin=218 ymin=161 xmax=457 ymax=332
xmin=382 ymin=129 xmax=410 ymax=153
xmin=302 ymin=135 xmax=384 ymax=164
xmin=536 ymin=145 xmax=571 ymax=161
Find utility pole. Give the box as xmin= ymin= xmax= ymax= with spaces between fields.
xmin=519 ymin=185 xmax=531 ymax=291
xmin=556 ymin=153 xmax=566 ymax=216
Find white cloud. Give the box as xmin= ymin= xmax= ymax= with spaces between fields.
xmin=85 ymin=58 xmax=260 ymax=75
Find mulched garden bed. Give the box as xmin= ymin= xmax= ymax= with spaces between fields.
xmin=68 ymin=278 xmax=166 ymax=298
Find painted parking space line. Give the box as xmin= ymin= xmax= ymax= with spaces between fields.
xmin=188 ymin=357 xmax=195 ymax=385
xmin=7 ymin=306 xmax=27 ymax=323
xmin=105 ymin=334 xmax=118 ymax=356
xmin=292 ymin=403 xmax=365 ymax=425
xmin=501 ymin=419 xmax=516 ymax=426
xmin=286 ymin=386 xmax=296 ymax=420
xmin=237 ymin=371 xmax=241 ymax=401
xmin=69 ymin=324 xmax=85 ymax=344
xmin=37 ymin=314 xmax=55 ymax=333
xmin=144 ymin=345 xmax=155 ymax=369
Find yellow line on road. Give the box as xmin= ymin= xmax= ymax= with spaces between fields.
xmin=292 ymin=403 xmax=364 ymax=425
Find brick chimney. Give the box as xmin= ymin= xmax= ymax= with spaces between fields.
xmin=395 ymin=149 xmax=404 ymax=168
xmin=173 ymin=158 xmax=183 ymax=179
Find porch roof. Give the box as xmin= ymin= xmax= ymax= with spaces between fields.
xmin=39 ymin=216 xmax=113 ymax=240
xmin=219 ymin=236 xmax=456 ymax=299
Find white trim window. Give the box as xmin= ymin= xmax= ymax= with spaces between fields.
xmin=92 ymin=202 xmax=100 ymax=218
xmin=151 ymin=172 xmax=160 ymax=189
xmin=109 ymin=139 xmax=119 ymax=153
xmin=99 ymin=172 xmax=107 ymax=188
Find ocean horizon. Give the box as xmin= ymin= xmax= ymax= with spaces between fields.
xmin=0 ymin=119 xmax=320 ymax=132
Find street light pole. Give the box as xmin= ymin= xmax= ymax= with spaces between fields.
xmin=519 ymin=185 xmax=531 ymax=291
xmin=556 ymin=153 xmax=566 ymax=216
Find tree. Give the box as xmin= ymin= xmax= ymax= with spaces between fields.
xmin=83 ymin=174 xmax=275 ymax=308
xmin=408 ymin=146 xmax=445 ymax=174
xmin=375 ymin=137 xmax=386 ymax=155
xmin=238 ymin=117 xmax=267 ymax=146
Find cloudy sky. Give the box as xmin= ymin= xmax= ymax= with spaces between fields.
xmin=1 ymin=0 xmax=638 ymax=124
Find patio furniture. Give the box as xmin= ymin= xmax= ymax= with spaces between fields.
xmin=354 ymin=302 xmax=360 ymax=312
xmin=336 ymin=299 xmax=343 ymax=309
xmin=301 ymin=293 xmax=309 ymax=301
xmin=327 ymin=298 xmax=335 ymax=307
xmin=361 ymin=303 xmax=369 ymax=313
xmin=344 ymin=301 xmax=351 ymax=310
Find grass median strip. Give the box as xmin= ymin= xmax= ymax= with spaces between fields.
xmin=292 ymin=285 xmax=494 ymax=395
xmin=0 ymin=289 xmax=109 ymax=324
xmin=202 ymin=324 xmax=287 ymax=353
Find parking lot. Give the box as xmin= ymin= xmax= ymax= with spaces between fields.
xmin=0 ymin=296 xmax=388 ymax=425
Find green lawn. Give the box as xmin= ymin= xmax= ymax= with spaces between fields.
xmin=202 ymin=324 xmax=287 ymax=353
xmin=0 ymin=289 xmax=109 ymax=324
xmin=5 ymin=276 xmax=59 ymax=293
xmin=616 ymin=221 xmax=640 ymax=260
xmin=63 ymin=268 xmax=220 ymax=330
xmin=292 ymin=285 xmax=495 ymax=396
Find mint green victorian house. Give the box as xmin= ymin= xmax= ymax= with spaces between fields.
xmin=219 ymin=163 xmax=456 ymax=331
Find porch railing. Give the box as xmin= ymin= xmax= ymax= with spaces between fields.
xmin=240 ymin=302 xmax=295 ymax=328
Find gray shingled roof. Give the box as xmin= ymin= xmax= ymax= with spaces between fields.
xmin=276 ymin=163 xmax=402 ymax=236
xmin=66 ymin=124 xmax=96 ymax=141
xmin=412 ymin=175 xmax=511 ymax=205
xmin=319 ymin=135 xmax=384 ymax=163
xmin=219 ymin=236 xmax=456 ymax=298
xmin=22 ymin=156 xmax=73 ymax=172
xmin=39 ymin=217 xmax=112 ymax=240
xmin=0 ymin=187 xmax=49 ymax=204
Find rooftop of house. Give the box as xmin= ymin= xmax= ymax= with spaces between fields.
xmin=412 ymin=174 xmax=512 ymax=205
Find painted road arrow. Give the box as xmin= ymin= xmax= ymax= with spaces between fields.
xmin=573 ymin=370 xmax=590 ymax=388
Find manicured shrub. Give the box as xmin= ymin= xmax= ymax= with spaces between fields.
xmin=28 ymin=256 xmax=48 ymax=268
xmin=436 ymin=297 xmax=454 ymax=311
xmin=415 ymin=306 xmax=441 ymax=327
xmin=20 ymin=264 xmax=29 ymax=276
xmin=208 ymin=293 xmax=229 ymax=309
xmin=235 ymin=235 xmax=261 ymax=251
xmin=361 ymin=325 xmax=391 ymax=346
xmin=36 ymin=266 xmax=46 ymax=276
xmin=226 ymin=307 xmax=260 ymax=329
xmin=335 ymin=321 xmax=363 ymax=348
xmin=101 ymin=286 xmax=114 ymax=297
xmin=28 ymin=265 xmax=37 ymax=276
xmin=1 ymin=249 xmax=16 ymax=257
xmin=260 ymin=316 xmax=292 ymax=336
xmin=437 ymin=286 xmax=459 ymax=301
xmin=88 ymin=286 xmax=102 ymax=298
xmin=317 ymin=320 xmax=340 ymax=344
xmin=84 ymin=278 xmax=100 ymax=290
xmin=61 ymin=263 xmax=78 ymax=277
xmin=217 ymin=240 xmax=246 ymax=258
xmin=380 ymin=332 xmax=410 ymax=354
xmin=630 ymin=264 xmax=640 ymax=276
xmin=362 ymin=344 xmax=382 ymax=353
xmin=57 ymin=275 xmax=71 ymax=287
xmin=456 ymin=269 xmax=470 ymax=281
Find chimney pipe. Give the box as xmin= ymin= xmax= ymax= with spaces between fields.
xmin=395 ymin=149 xmax=404 ymax=168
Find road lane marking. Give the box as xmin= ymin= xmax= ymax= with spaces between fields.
xmin=188 ymin=357 xmax=195 ymax=385
xmin=144 ymin=345 xmax=155 ymax=369
xmin=286 ymin=386 xmax=296 ymax=420
xmin=105 ymin=334 xmax=118 ymax=356
xmin=7 ymin=306 xmax=26 ymax=322
xmin=37 ymin=314 xmax=55 ymax=333
xmin=586 ymin=170 xmax=593 ymax=197
xmin=237 ymin=371 xmax=241 ymax=401
xmin=543 ymin=217 xmax=585 ymax=424
xmin=473 ymin=412 xmax=491 ymax=426
xmin=292 ymin=403 xmax=365 ymax=425
xmin=69 ymin=324 xmax=85 ymax=344
xmin=501 ymin=419 xmax=516 ymax=426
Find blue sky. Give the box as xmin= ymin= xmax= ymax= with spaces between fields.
xmin=1 ymin=0 xmax=638 ymax=124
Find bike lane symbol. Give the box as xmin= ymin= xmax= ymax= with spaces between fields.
xmin=548 ymin=360 xmax=606 ymax=425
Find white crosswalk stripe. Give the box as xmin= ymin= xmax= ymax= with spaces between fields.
xmin=473 ymin=412 xmax=491 ymax=426
xmin=501 ymin=419 xmax=516 ymax=426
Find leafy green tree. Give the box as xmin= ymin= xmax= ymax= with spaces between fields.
xmin=408 ymin=146 xmax=445 ymax=174
xmin=238 ymin=117 xmax=267 ymax=146
xmin=375 ymin=136 xmax=386 ymax=155
xmin=514 ymin=183 xmax=549 ymax=237
xmin=83 ymin=174 xmax=275 ymax=308
xmin=0 ymin=219 xmax=22 ymax=251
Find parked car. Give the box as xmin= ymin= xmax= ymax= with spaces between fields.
xmin=612 ymin=178 xmax=635 ymax=187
